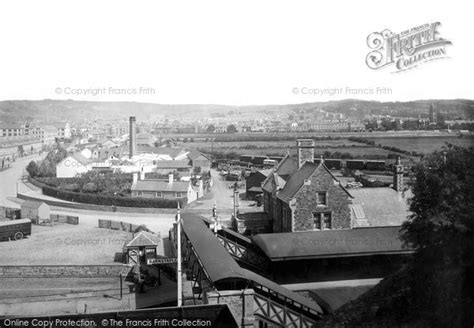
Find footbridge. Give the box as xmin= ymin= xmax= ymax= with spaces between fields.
xmin=170 ymin=214 xmax=324 ymax=327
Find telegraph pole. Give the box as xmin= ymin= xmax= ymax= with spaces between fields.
xmin=176 ymin=203 xmax=182 ymax=306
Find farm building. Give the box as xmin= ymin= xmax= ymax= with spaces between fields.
xmin=21 ymin=200 xmax=50 ymax=221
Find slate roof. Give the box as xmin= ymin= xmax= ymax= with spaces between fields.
xmin=116 ymin=145 xmax=187 ymax=159
xmin=261 ymin=155 xmax=299 ymax=193
xmin=349 ymin=188 xmax=411 ymax=227
xmin=277 ymin=162 xmax=318 ymax=203
xmin=252 ymin=226 xmax=413 ymax=261
xmin=21 ymin=200 xmax=47 ymax=209
xmin=181 ymin=214 xmax=324 ymax=315
xmin=155 ymin=160 xmax=191 ymax=168
xmin=126 ymin=231 xmax=160 ymax=248
xmin=187 ymin=149 xmax=211 ymax=161
xmin=132 ymin=180 xmax=190 ymax=192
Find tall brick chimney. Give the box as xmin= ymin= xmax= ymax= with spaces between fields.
xmin=129 ymin=116 xmax=137 ymax=158
xmin=393 ymin=156 xmax=404 ymax=192
xmin=297 ymin=139 xmax=315 ymax=169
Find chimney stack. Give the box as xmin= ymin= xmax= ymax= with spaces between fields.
xmin=393 ymin=156 xmax=404 ymax=192
xmin=140 ymin=167 xmax=145 ymax=181
xmin=129 ymin=116 xmax=137 ymax=158
xmin=169 ymin=173 xmax=174 ymax=184
xmin=132 ymin=172 xmax=138 ymax=185
xmin=297 ymin=139 xmax=315 ymax=169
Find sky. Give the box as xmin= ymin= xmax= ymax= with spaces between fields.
xmin=0 ymin=0 xmax=472 ymax=105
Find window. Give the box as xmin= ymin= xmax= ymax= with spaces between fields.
xmin=175 ymin=192 xmax=184 ymax=198
xmin=155 ymin=192 xmax=162 ymax=198
xmin=317 ymin=192 xmax=327 ymax=205
xmin=313 ymin=212 xmax=332 ymax=230
xmin=322 ymin=212 xmax=332 ymax=229
xmin=313 ymin=213 xmax=321 ymax=230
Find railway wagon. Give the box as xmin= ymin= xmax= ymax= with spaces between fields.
xmin=346 ymin=160 xmax=365 ymax=170
xmin=0 ymin=218 xmax=32 ymax=241
xmin=365 ymin=160 xmax=387 ymax=171
xmin=324 ymin=159 xmax=342 ymax=170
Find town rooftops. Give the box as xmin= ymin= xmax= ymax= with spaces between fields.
xmin=350 ymin=188 xmax=411 ymax=227
xmin=117 ymin=145 xmax=188 ymax=159
xmin=252 ymin=226 xmax=413 ymax=261
xmin=125 ymin=231 xmax=160 ymax=248
xmin=132 ymin=180 xmax=189 ymax=193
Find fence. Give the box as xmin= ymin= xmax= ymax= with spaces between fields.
xmin=98 ymin=219 xmax=144 ymax=233
xmin=50 ymin=214 xmax=79 ymax=225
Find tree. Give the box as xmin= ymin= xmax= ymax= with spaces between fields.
xmin=206 ymin=124 xmax=216 ymax=133
xmin=26 ymin=161 xmax=39 ymax=177
xmin=18 ymin=145 xmax=24 ymax=156
xmin=401 ymin=145 xmax=474 ymax=327
xmin=226 ymin=124 xmax=237 ymax=133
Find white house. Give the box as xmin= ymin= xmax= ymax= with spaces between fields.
xmin=131 ymin=173 xmax=198 ymax=204
xmin=56 ymin=154 xmax=93 ymax=178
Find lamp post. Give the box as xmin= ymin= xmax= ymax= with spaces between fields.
xmin=233 ymin=182 xmax=239 ymax=221
xmin=210 ymin=202 xmax=222 ymax=234
xmin=176 ymin=202 xmax=182 ymax=307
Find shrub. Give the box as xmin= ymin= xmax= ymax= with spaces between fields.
xmin=41 ymin=185 xmax=186 ymax=208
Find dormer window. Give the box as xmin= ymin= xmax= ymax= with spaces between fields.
xmin=317 ymin=192 xmax=327 ymax=206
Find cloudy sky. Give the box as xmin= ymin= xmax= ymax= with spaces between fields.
xmin=0 ymin=0 xmax=472 ymax=105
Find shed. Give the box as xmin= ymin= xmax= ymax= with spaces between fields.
xmin=21 ymin=200 xmax=50 ymax=220
xmin=124 ymin=231 xmax=161 ymax=264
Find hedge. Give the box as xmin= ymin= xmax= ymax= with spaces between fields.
xmin=41 ymin=185 xmax=186 ymax=208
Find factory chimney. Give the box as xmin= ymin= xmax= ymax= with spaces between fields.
xmin=297 ymin=139 xmax=315 ymax=169
xmin=129 ymin=116 xmax=137 ymax=158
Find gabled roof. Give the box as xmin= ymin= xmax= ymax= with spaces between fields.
xmin=253 ymin=226 xmax=413 ymax=261
xmin=187 ymin=150 xmax=211 ymax=161
xmin=21 ymin=200 xmax=47 ymax=209
xmin=155 ymin=160 xmax=191 ymax=169
xmin=274 ymin=154 xmax=298 ymax=176
xmin=349 ymin=188 xmax=411 ymax=227
xmin=126 ymin=231 xmax=160 ymax=248
xmin=277 ymin=162 xmax=353 ymax=204
xmin=132 ymin=180 xmax=190 ymax=193
xmin=277 ymin=162 xmax=318 ymax=203
xmin=261 ymin=154 xmax=298 ymax=194
xmin=71 ymin=153 xmax=92 ymax=165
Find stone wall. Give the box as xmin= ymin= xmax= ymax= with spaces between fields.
xmin=0 ymin=265 xmax=128 ymax=277
xmin=293 ymin=167 xmax=351 ymax=231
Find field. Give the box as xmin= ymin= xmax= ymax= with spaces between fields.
xmin=178 ymin=135 xmax=473 ymax=159
xmin=181 ymin=139 xmax=398 ymax=159
xmin=365 ymin=136 xmax=473 ymax=154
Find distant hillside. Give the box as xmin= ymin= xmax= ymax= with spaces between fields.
xmin=0 ymin=99 xmax=472 ymax=123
